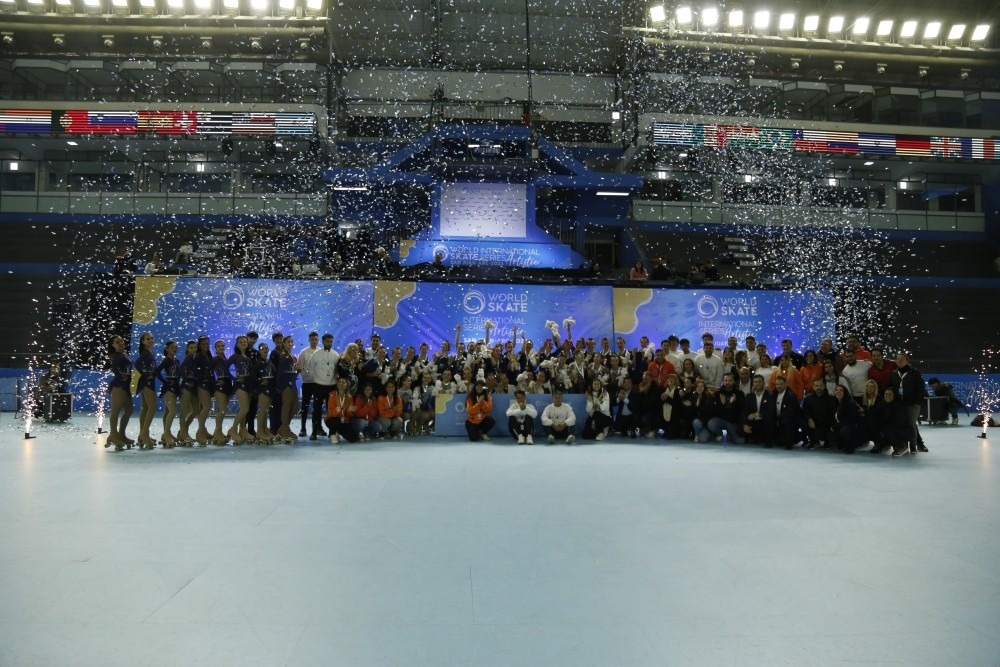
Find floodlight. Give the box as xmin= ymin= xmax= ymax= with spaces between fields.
xmin=221 ymin=0 xmax=238 ymax=14
xmin=852 ymin=17 xmax=870 ymax=38
xmin=923 ymin=22 xmax=941 ymax=41
xmin=778 ymin=13 xmax=795 ymax=34
xmin=196 ymin=162 xmax=205 ymax=173
xmin=165 ymin=0 xmax=183 ymax=11
xmin=250 ymin=0 xmax=268 ymax=14
xmin=199 ymin=35 xmax=212 ymax=48
xmin=676 ymin=6 xmax=692 ymax=26
xmin=971 ymin=24 xmax=989 ymax=42
xmin=297 ymin=36 xmax=310 ymax=50
xmin=918 ymin=65 xmax=929 ymax=77
xmin=701 ymin=7 xmax=718 ymax=28
xmin=304 ymin=0 xmax=321 ymax=14
xmin=876 ymin=20 xmax=893 ymax=38
xmin=53 ymin=33 xmax=65 ymax=45
xmin=9 ymin=162 xmax=18 ymax=171
xmin=279 ymin=0 xmax=295 ymax=13
xmin=803 ymin=15 xmax=819 ymax=34
xmin=102 ymin=34 xmax=114 ymax=48
xmin=193 ymin=0 xmax=210 ymax=9
xmin=743 ymin=174 xmax=753 ymax=183
xmin=54 ymin=0 xmax=72 ymax=11
xmin=249 ymin=36 xmax=263 ymax=49
xmin=1 ymin=32 xmax=12 ymax=45
xmin=947 ymin=24 xmax=965 ymax=43
xmin=898 ymin=181 xmax=908 ymax=190
xmin=611 ymin=110 xmax=620 ymax=120
xmin=150 ymin=35 xmax=163 ymax=48
xmin=899 ymin=20 xmax=917 ymax=43
xmin=754 ymin=10 xmax=769 ymax=30
xmin=649 ymin=4 xmax=665 ymax=23
xmin=828 ymin=16 xmax=844 ymax=35
xmin=727 ymin=9 xmax=743 ymax=30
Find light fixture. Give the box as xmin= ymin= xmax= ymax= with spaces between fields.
xmin=596 ymin=191 xmax=630 ymax=196
xmin=745 ymin=55 xmax=755 ymax=67
xmin=333 ymin=186 xmax=369 ymax=191
xmin=649 ymin=4 xmax=665 ymax=23
xmin=164 ymin=0 xmax=182 ymax=11
xmin=249 ymin=0 xmax=268 ymax=13
xmin=54 ymin=0 xmax=72 ymax=12
xmin=110 ymin=0 xmax=129 ymax=14
xmin=610 ymin=110 xmax=620 ymax=120
xmin=66 ymin=140 xmax=78 ymax=146
xmin=863 ymin=160 xmax=874 ymax=166
xmin=250 ymin=36 xmax=263 ymax=50
xmin=150 ymin=35 xmax=164 ymax=48
xmin=727 ymin=9 xmax=743 ymax=31
xmin=193 ymin=0 xmax=210 ymax=10
xmin=1 ymin=32 xmax=13 ymax=46
xmin=26 ymin=0 xmax=47 ymax=13
xmin=297 ymin=36 xmax=310 ymax=50
xmin=960 ymin=68 xmax=970 ymax=80
xmin=138 ymin=0 xmax=156 ymax=14
xmin=790 ymin=57 xmax=800 ymax=70
xmin=852 ymin=17 xmax=870 ymax=38
xmin=743 ymin=174 xmax=753 ymax=183
xmin=876 ymin=20 xmax=893 ymax=40
xmin=701 ymin=7 xmax=718 ymax=28
xmin=200 ymin=35 xmax=212 ymax=49
xmin=9 ymin=161 xmax=18 ymax=171
xmin=918 ymin=65 xmax=929 ymax=77
xmin=676 ymin=6 xmax=692 ymax=27
xmin=303 ymin=0 xmax=322 ymax=15
xmin=923 ymin=21 xmax=941 ymax=42
xmin=196 ymin=162 xmax=205 ymax=172
xmin=971 ymin=24 xmax=990 ymax=43
xmin=778 ymin=13 xmax=795 ymax=34
xmin=53 ymin=33 xmax=65 ymax=46
xmin=82 ymin=0 xmax=101 ymax=12
xmin=833 ymin=60 xmax=844 ymax=72
xmin=102 ymin=35 xmax=115 ymax=49
xmin=876 ymin=63 xmax=886 ymax=75
xmin=827 ymin=177 xmax=837 ymax=187
xmin=803 ymin=15 xmax=819 ymax=35
xmin=753 ymin=10 xmax=770 ymax=31
xmin=899 ymin=181 xmax=908 ymax=190
xmin=947 ymin=24 xmax=966 ymax=44
xmin=221 ymin=0 xmax=238 ymax=14
xmin=278 ymin=0 xmax=295 ymax=14
xmin=828 ymin=16 xmax=844 ymax=36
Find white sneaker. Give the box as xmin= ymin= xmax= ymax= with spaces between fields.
xmin=526 ymin=435 xmax=533 ymax=445
xmin=596 ymin=432 xmax=605 ymax=441
xmin=481 ymin=434 xmax=490 ymax=441
xmin=329 ymin=433 xmax=339 ymax=444
xmin=567 ymin=434 xmax=576 ymax=445
xmin=517 ymin=434 xmax=525 ymax=444
xmin=547 ymin=434 xmax=555 ymax=444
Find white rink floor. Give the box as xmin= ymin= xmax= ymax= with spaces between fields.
xmin=1 ymin=414 xmax=998 ymax=667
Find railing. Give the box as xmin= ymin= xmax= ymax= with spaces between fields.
xmin=632 ymin=200 xmax=987 ymax=233
xmin=0 ymin=191 xmax=328 ymax=217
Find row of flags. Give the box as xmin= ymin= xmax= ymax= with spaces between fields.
xmin=652 ymin=122 xmax=998 ymax=161
xmin=0 ymin=109 xmax=317 ymax=136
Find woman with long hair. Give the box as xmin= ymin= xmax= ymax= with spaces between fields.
xmin=583 ymin=377 xmax=612 ymax=441
xmin=135 ymin=331 xmax=158 ymax=449
xmin=377 ymin=379 xmax=405 ymax=439
xmin=156 ymin=340 xmax=180 ymax=448
xmin=253 ymin=342 xmax=276 ymax=444
xmin=464 ymin=380 xmax=495 ymax=442
xmin=106 ymin=334 xmax=134 ymax=451
xmin=177 ymin=340 xmax=199 ymax=446
xmin=227 ymin=335 xmax=254 ymax=443
xmin=799 ymin=350 xmax=823 ymax=393
xmin=325 ymin=376 xmax=357 ymax=443
xmin=352 ymin=383 xmax=381 ymax=441
xmin=411 ymin=370 xmax=436 ymax=435
xmin=211 ymin=339 xmax=234 ymax=445
xmin=689 ymin=377 xmax=716 ymax=443
xmin=276 ymin=335 xmax=300 ymax=442
xmin=193 ymin=336 xmax=214 ymax=446
xmin=830 ymin=384 xmax=867 ymax=454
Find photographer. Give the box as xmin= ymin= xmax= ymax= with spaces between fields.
xmin=465 ymin=380 xmax=495 ymax=442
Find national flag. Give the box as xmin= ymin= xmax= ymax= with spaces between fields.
xmin=58 ymin=110 xmax=137 ymax=134
xmin=858 ymin=132 xmax=896 ymax=155
xmin=895 ymin=137 xmax=931 ymax=157
xmin=137 ymin=111 xmax=198 ymax=134
xmin=0 ymin=110 xmax=51 ymax=134
xmin=651 ymin=122 xmax=699 ymax=146
xmin=970 ymin=138 xmax=997 ymax=160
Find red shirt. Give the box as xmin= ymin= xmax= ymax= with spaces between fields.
xmin=868 ymin=359 xmax=897 ymax=390
xmin=646 ymin=358 xmax=676 ymax=387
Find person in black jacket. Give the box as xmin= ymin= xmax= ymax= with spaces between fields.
xmin=771 ymin=374 xmax=802 ymax=449
xmin=689 ymin=377 xmax=717 ymax=443
xmin=706 ymin=372 xmax=744 ymax=443
xmin=741 ymin=374 xmax=775 ymax=446
xmin=875 ymin=386 xmax=915 ymax=457
xmin=802 ymin=378 xmax=837 ymax=449
xmin=889 ymin=352 xmax=929 ymax=453
xmin=830 ymin=384 xmax=868 ymax=453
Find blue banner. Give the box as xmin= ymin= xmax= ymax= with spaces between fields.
xmin=396 ymin=239 xmax=576 ymax=269
xmin=374 ymin=281 xmax=615 ymax=349
xmin=130 ymin=277 xmax=374 ymax=355
xmin=434 ymin=392 xmax=589 ymax=438
xmin=614 ymin=288 xmax=835 ymax=353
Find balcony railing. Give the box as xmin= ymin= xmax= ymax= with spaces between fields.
xmin=0 ymin=191 xmax=328 ymax=217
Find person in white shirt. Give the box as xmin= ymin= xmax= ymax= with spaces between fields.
xmin=305 ymin=333 xmax=340 ymax=440
xmin=838 ymin=349 xmax=872 ymax=401
xmin=541 ymin=388 xmax=576 ymax=444
xmin=584 ymin=378 xmax=612 ymax=441
xmin=696 ymin=340 xmax=725 ymax=388
xmin=296 ymin=331 xmax=321 ymax=437
xmin=737 ymin=365 xmax=753 ymax=396
xmin=506 ymin=389 xmax=538 ymax=444
xmin=744 ymin=335 xmax=761 ymax=370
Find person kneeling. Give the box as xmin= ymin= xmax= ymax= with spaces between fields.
xmin=541 ymin=389 xmax=577 ymax=444
xmin=466 ymin=381 xmax=495 ymax=442
xmin=506 ymin=389 xmax=537 ymax=444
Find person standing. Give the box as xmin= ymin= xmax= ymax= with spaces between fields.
xmin=306 ymin=333 xmax=339 ymax=440
xmin=276 ymin=335 xmax=300 ymax=442
xmin=227 ymin=335 xmax=254 ymax=444
xmin=297 ymin=331 xmax=321 ymax=437
xmin=889 ymin=352 xmax=929 ymax=453
xmin=106 ymin=335 xmax=134 ymax=451
xmin=156 ymin=340 xmax=181 ymax=448
xmin=134 ymin=331 xmax=158 ymax=449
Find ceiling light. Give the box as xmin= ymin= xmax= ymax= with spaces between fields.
xmin=138 ymin=0 xmax=155 ymax=13
xmin=249 ymin=0 xmax=267 ymax=13
xmin=863 ymin=161 xmax=874 ymax=166
xmin=960 ymin=68 xmax=970 ymax=79
xmin=67 ymin=140 xmax=78 ymax=146
xmin=196 ymin=162 xmax=205 ymax=172
xmin=923 ymin=22 xmax=941 ymax=41
xmin=54 ymin=0 xmax=72 ymax=11
xmin=250 ymin=36 xmax=263 ymax=50
xmin=971 ymin=24 xmax=990 ymax=42
xmin=745 ymin=55 xmax=755 ymax=66
xmin=754 ymin=10 xmax=769 ymax=30
xmin=852 ymin=17 xmax=870 ymax=38
xmin=900 ymin=20 xmax=918 ymax=38
xmin=109 ymin=0 xmax=129 ymax=12
xmin=898 ymin=181 xmax=908 ymax=190
xmin=26 ymin=0 xmax=46 ymax=12
xmin=9 ymin=162 xmax=18 ymax=171
xmin=165 ymin=0 xmax=182 ymax=11
xmin=918 ymin=65 xmax=929 ymax=77
xmin=778 ymin=13 xmax=795 ymax=33
xmin=790 ymin=57 xmax=800 ymax=70
xmin=803 ymin=15 xmax=819 ymax=34
xmin=193 ymin=0 xmax=210 ymax=9
xmin=649 ymin=4 xmax=665 ymax=23
xmin=827 ymin=178 xmax=837 ymax=187
xmin=876 ymin=20 xmax=893 ymax=37
xmin=596 ymin=191 xmax=630 ymax=196
xmin=743 ymin=174 xmax=753 ymax=183
xmin=221 ymin=0 xmax=238 ymax=13
xmin=82 ymin=0 xmax=101 ymax=9
xmin=279 ymin=0 xmax=296 ymax=13
xmin=53 ymin=34 xmax=65 ymax=46
xmin=727 ymin=9 xmax=743 ymax=30
xmin=303 ymin=0 xmax=321 ymax=13
xmin=701 ymin=7 xmax=718 ymax=28
xmin=102 ymin=35 xmax=114 ymax=48
xmin=1 ymin=32 xmax=13 ymax=46
xmin=828 ymin=16 xmax=844 ymax=35
xmin=676 ymin=6 xmax=692 ymax=26
xmin=200 ymin=36 xmax=212 ymax=48
xmin=610 ymin=110 xmax=620 ymax=120
xmin=947 ymin=24 xmax=966 ymax=43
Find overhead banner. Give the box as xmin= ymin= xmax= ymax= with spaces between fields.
xmin=374 ymin=281 xmax=615 ymax=348
xmin=130 ymin=277 xmax=374 ymax=354
xmin=614 ymin=288 xmax=835 ymax=352
xmin=0 ymin=109 xmax=317 ymax=136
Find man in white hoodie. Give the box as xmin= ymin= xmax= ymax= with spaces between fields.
xmin=506 ymin=389 xmax=538 ymax=445
xmin=541 ymin=388 xmax=577 ymax=444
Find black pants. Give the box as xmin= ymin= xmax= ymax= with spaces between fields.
xmin=466 ymin=416 xmax=496 ymax=442
xmin=299 ymin=382 xmax=317 ymax=431
xmin=311 ymin=384 xmax=333 ymax=434
xmin=612 ymin=413 xmax=635 ymax=435
xmin=324 ymin=417 xmax=358 ymax=443
xmin=546 ymin=425 xmax=572 ymax=441
xmin=246 ymin=393 xmax=259 ymax=435
xmin=583 ymin=412 xmax=613 ymax=439
xmin=508 ymin=415 xmax=534 ymax=437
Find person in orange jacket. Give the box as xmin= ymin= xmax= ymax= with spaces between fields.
xmin=324 ymin=377 xmax=357 ymax=443
xmin=376 ymin=379 xmax=405 ymax=439
xmin=352 ymin=383 xmax=382 ymax=441
xmin=769 ymin=354 xmax=805 ymax=401
xmin=465 ymin=380 xmax=495 ymax=442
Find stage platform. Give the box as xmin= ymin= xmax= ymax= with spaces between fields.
xmin=1 ymin=417 xmax=998 ymax=667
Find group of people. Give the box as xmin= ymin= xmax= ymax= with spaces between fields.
xmin=103 ymin=321 xmax=944 ymax=458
